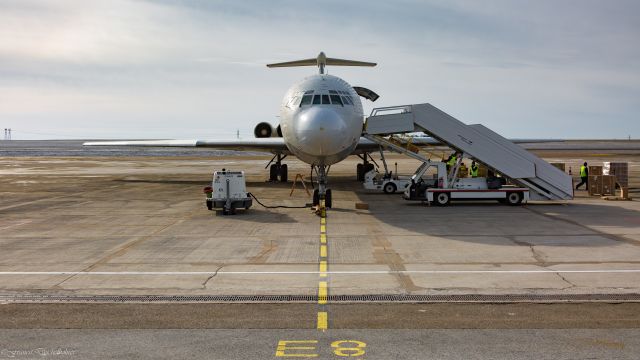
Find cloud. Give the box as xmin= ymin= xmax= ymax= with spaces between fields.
xmin=0 ymin=0 xmax=638 ymax=139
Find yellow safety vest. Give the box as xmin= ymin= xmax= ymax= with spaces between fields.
xmin=580 ymin=165 xmax=587 ymax=177
xmin=471 ymin=165 xmax=479 ymax=177
xmin=447 ymin=155 xmax=457 ymax=167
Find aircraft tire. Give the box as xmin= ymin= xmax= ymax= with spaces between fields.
xmin=325 ymin=189 xmax=332 ymax=208
xmin=280 ymin=164 xmax=288 ymax=182
xmin=269 ymin=164 xmax=279 ymax=181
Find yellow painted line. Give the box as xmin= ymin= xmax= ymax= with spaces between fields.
xmin=320 ymin=224 xmax=326 ymax=233
xmin=320 ymin=234 xmax=326 ymax=244
xmin=318 ymin=281 xmax=327 ymax=304
xmin=317 ymin=311 xmax=328 ymax=330
xmin=320 ymin=245 xmax=327 ymax=258
xmin=320 ymin=218 xmax=326 ymax=225
xmin=319 ymin=261 xmax=327 ymax=277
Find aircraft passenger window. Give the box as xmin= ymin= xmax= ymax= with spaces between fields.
xmin=341 ymin=96 xmax=352 ymax=105
xmin=330 ymin=95 xmax=343 ymax=106
xmin=312 ymin=95 xmax=322 ymax=104
xmin=321 ymin=95 xmax=330 ymax=104
xmin=300 ymin=95 xmax=313 ymax=106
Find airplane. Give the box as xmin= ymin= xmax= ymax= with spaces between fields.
xmin=85 ymin=51 xmax=640 ymax=207
xmin=86 ymin=52 xmax=383 ymax=208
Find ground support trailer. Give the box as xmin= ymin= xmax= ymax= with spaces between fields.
xmin=204 ymin=170 xmax=252 ymax=215
xmin=362 ymin=169 xmax=412 ymax=194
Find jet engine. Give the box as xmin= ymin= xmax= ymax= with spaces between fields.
xmin=254 ymin=122 xmax=282 ymax=138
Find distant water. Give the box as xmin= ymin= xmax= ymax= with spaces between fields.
xmin=0 ymin=140 xmax=269 ymax=157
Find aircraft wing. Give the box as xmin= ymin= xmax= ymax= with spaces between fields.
xmin=83 ymin=138 xmax=289 ymax=154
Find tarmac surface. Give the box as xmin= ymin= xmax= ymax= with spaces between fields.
xmin=1 ymin=143 xmax=639 ymax=358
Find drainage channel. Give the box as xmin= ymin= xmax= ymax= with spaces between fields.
xmin=2 ymin=293 xmax=640 ymax=303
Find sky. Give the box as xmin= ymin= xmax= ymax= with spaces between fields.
xmin=0 ymin=0 xmax=639 ymax=140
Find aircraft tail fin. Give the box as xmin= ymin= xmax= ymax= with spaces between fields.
xmin=267 ymin=52 xmax=376 ymax=73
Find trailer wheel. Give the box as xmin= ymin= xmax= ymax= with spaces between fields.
xmin=435 ymin=192 xmax=450 ymax=206
xmin=383 ymin=182 xmax=397 ymax=194
xmin=506 ymin=192 xmax=523 ymax=205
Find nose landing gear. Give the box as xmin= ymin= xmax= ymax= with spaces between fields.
xmin=312 ymin=164 xmax=332 ymax=208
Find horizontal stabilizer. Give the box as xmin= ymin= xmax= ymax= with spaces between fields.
xmin=266 ymin=59 xmax=317 ymax=68
xmin=325 ymin=58 xmax=376 ymax=67
xmin=267 ymin=52 xmax=376 ymax=74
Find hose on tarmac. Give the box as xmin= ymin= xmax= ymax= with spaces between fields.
xmin=248 ymin=193 xmax=309 ymax=209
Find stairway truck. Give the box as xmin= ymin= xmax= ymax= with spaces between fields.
xmin=402 ymin=161 xmax=530 ymax=206
xmin=203 ymin=170 xmax=252 ymax=215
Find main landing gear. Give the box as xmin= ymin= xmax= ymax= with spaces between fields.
xmin=266 ymin=154 xmax=288 ymax=182
xmin=312 ymin=164 xmax=332 ymax=208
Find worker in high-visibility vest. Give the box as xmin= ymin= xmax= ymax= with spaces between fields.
xmin=470 ymin=161 xmax=479 ymax=178
xmin=575 ymin=162 xmax=589 ymax=190
xmin=445 ymin=152 xmax=458 ymax=171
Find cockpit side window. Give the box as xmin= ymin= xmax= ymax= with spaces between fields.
xmin=300 ymin=95 xmax=313 ymax=106
xmin=312 ymin=95 xmax=322 ymax=104
xmin=330 ymin=94 xmax=343 ymax=106
xmin=304 ymin=90 xmax=314 ymax=95
xmin=321 ymin=94 xmax=330 ymax=104
xmin=341 ymin=96 xmax=352 ymax=105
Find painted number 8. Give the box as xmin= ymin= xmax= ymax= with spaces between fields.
xmin=331 ymin=340 xmax=366 ymax=357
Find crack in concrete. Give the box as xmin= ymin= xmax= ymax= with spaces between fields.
xmin=201 ymin=265 xmax=225 ymax=289
xmin=509 ymin=237 xmax=548 ymax=266
xmin=555 ymin=272 xmax=577 ymax=290
xmin=524 ymin=206 xmax=640 ymax=246
xmin=50 ymin=208 xmax=202 ymax=290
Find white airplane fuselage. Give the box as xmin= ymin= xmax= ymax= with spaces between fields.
xmin=279 ymin=74 xmax=364 ymax=166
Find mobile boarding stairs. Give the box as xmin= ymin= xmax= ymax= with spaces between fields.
xmin=363 ymin=103 xmax=574 ymax=201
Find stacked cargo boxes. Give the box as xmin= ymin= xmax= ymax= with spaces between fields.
xmin=588 ymin=175 xmax=616 ymax=196
xmin=603 ymin=162 xmax=629 ymax=188
xmin=588 ymin=165 xmax=603 ymax=176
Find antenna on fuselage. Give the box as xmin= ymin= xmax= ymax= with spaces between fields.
xmin=266 ymin=52 xmax=376 ymax=74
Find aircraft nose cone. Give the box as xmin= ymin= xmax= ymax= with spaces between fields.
xmin=294 ymin=107 xmax=349 ymax=157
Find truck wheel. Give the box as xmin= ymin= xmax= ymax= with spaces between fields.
xmin=506 ymin=192 xmax=522 ymax=205
xmin=279 ymin=164 xmax=288 ymax=182
xmin=383 ymin=182 xmax=397 ymax=194
xmin=435 ymin=192 xmax=450 ymax=206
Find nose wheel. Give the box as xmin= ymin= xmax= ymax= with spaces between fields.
xmin=312 ymin=164 xmax=332 ymax=208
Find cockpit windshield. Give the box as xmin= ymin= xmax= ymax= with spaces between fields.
xmin=299 ymin=90 xmax=353 ymax=107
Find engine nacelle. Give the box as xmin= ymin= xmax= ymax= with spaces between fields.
xmin=254 ymin=122 xmax=282 ymax=138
